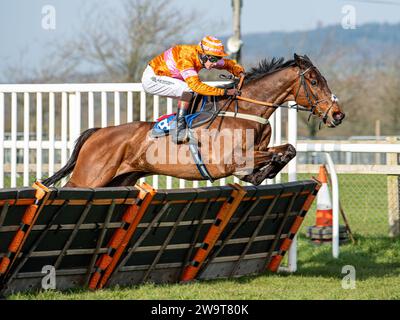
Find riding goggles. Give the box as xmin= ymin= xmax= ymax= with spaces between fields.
xmin=205 ymin=55 xmax=222 ymax=63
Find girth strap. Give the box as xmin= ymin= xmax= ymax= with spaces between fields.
xmin=217 ymin=111 xmax=269 ymax=125
xmin=187 ymin=130 xmax=214 ymax=182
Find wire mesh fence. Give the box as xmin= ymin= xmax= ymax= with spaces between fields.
xmin=296 ymin=173 xmax=391 ymax=238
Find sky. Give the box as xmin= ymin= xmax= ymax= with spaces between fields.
xmin=0 ymin=0 xmax=399 ymax=74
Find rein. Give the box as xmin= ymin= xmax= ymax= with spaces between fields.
xmin=218 ymin=67 xmax=334 ymax=128
xmin=235 ymin=70 xmax=317 ymax=113
xmin=210 ymin=71 xmax=315 ymax=128
xmin=209 ymin=61 xmax=338 ymax=128
xmin=235 ymin=95 xmax=310 ymax=112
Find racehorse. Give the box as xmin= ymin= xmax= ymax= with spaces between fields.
xmin=42 ymin=54 xmax=345 ymax=188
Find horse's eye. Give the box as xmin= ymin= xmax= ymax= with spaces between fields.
xmin=311 ymin=79 xmax=317 ymax=86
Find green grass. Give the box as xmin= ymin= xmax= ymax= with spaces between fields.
xmin=8 ymin=235 xmax=400 ymax=300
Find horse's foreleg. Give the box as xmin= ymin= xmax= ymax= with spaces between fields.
xmin=239 ymin=144 xmax=296 ymax=185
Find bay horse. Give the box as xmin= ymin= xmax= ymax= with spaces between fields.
xmin=42 ymin=54 xmax=345 ymax=188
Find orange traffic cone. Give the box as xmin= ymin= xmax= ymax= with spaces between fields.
xmin=315 ymin=165 xmax=333 ymax=227
xmin=306 ymin=165 xmax=349 ymax=244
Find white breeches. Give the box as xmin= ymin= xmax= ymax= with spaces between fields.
xmin=141 ymin=65 xmax=192 ymax=98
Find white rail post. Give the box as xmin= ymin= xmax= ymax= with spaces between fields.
xmin=61 ymin=92 xmax=68 ymax=185
xmin=387 ymin=136 xmax=400 ymax=237
xmin=88 ymin=92 xmax=94 ymax=128
xmin=11 ymin=92 xmax=17 ymax=187
xmin=114 ymin=91 xmax=120 ymax=125
xmin=36 ymin=93 xmax=43 ymax=180
xmin=23 ymin=93 xmax=30 ymax=186
xmin=49 ymin=92 xmax=55 ymax=177
xmin=101 ymin=92 xmax=107 ymax=128
xmin=286 ymin=101 xmax=298 ymax=272
xmin=275 ymin=107 xmax=282 ymax=183
xmin=0 ymin=92 xmax=4 ymax=188
xmin=139 ymin=91 xmax=146 ymax=185
xmin=127 ymin=91 xmax=133 ymax=123
xmin=69 ymin=93 xmax=81 ymax=157
xmin=325 ymin=152 xmax=340 ymax=258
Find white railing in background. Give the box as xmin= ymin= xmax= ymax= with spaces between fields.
xmin=297 ymin=142 xmax=400 ymax=153
xmin=0 ymin=82 xmax=284 ymax=189
xmin=2 ymin=82 xmax=399 ymax=269
xmin=280 ymin=101 xmax=298 ymax=272
xmin=324 ymin=153 xmax=340 ymax=259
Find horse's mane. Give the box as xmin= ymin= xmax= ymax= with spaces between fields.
xmin=245 ymin=57 xmax=297 ymax=82
xmin=217 ymin=55 xmax=313 ymax=89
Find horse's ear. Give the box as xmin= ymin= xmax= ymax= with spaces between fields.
xmin=294 ymin=53 xmax=304 ymax=67
xmin=294 ymin=53 xmax=309 ymax=69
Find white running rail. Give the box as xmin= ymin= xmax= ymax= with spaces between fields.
xmin=0 ymin=82 xmax=283 ymax=188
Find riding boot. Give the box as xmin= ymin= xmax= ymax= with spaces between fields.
xmin=172 ymin=92 xmax=193 ymax=144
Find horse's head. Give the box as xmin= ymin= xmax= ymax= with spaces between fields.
xmin=292 ymin=53 xmax=345 ymax=127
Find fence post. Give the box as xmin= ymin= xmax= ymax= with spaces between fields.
xmin=387 ymin=136 xmax=400 ymax=238
xmin=286 ymin=101 xmax=297 ymax=272
xmin=0 ymin=92 xmax=4 ymax=188
xmin=68 ymin=93 xmax=81 ymax=156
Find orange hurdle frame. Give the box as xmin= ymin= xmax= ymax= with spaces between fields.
xmin=180 ymin=183 xmax=247 ymax=282
xmin=88 ymin=182 xmax=156 ymax=290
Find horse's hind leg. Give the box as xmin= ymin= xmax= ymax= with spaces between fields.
xmin=240 ymin=144 xmax=296 ymax=185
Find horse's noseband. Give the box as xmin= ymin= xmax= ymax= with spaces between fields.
xmin=294 ymin=66 xmax=335 ymax=126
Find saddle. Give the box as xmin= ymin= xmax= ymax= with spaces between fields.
xmin=151 ymin=77 xmax=239 ymax=138
xmin=151 ymin=93 xmax=231 ymax=138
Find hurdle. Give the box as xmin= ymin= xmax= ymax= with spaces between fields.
xmin=0 ymin=180 xmax=319 ymax=295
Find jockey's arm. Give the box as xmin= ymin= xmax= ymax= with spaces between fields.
xmin=184 ymin=75 xmax=225 ymax=96
xmin=178 ymin=59 xmax=225 ymax=96
xmin=215 ymin=59 xmax=244 ymax=77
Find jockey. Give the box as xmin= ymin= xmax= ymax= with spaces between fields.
xmin=141 ymin=36 xmax=245 ymax=144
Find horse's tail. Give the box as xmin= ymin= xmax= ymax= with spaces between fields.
xmin=42 ymin=128 xmax=100 ymax=187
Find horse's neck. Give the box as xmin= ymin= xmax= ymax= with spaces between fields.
xmin=228 ymin=68 xmax=297 ymax=119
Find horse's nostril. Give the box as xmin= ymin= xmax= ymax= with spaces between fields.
xmin=333 ymin=112 xmax=345 ymax=121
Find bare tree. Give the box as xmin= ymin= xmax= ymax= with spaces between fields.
xmin=4 ymin=0 xmax=205 ymax=84
xmin=373 ymin=57 xmax=400 ymax=136
xmin=58 ymin=0 xmax=201 ymax=82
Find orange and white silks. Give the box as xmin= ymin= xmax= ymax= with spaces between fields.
xmin=149 ymin=44 xmax=244 ymax=96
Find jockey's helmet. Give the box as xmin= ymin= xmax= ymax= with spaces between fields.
xmin=198 ymin=36 xmax=229 ymax=58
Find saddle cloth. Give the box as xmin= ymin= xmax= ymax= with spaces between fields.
xmin=151 ymin=96 xmax=216 ymax=138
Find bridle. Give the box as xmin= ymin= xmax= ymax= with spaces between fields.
xmin=291 ymin=66 xmax=335 ymax=126
xmin=230 ymin=64 xmax=336 ymax=126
